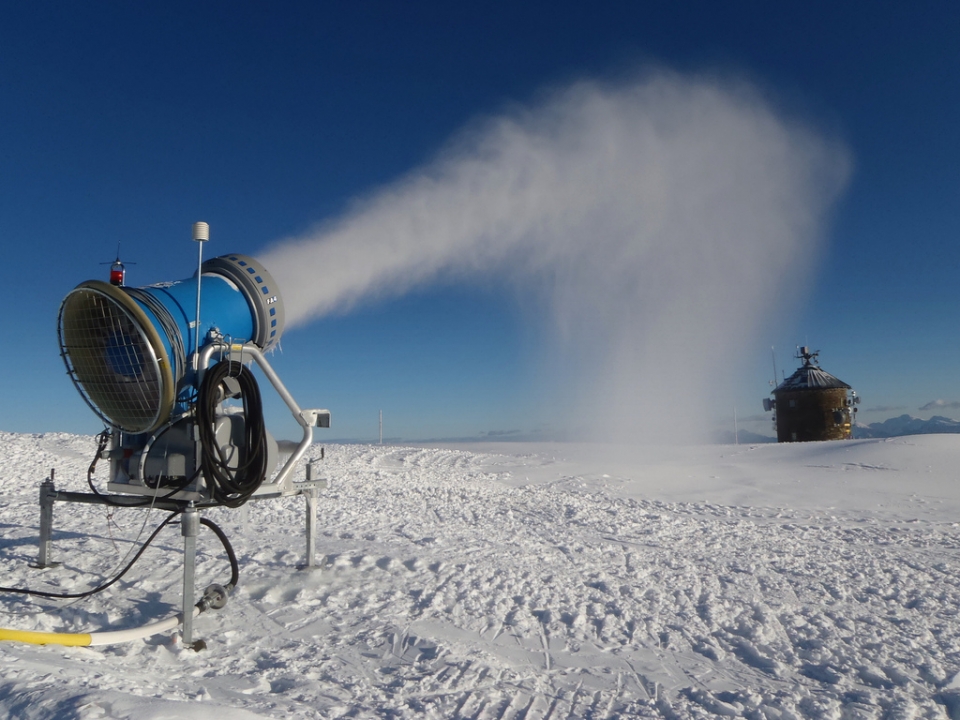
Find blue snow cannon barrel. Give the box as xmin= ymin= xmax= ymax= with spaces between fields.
xmin=58 ymin=254 xmax=285 ymax=433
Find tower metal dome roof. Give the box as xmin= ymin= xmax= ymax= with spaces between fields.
xmin=774 ymin=347 xmax=851 ymax=393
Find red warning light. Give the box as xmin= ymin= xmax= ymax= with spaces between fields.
xmin=109 ymin=262 xmax=125 ymax=286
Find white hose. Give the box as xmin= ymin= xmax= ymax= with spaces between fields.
xmin=1 ymin=607 xmax=200 ymax=647
xmin=88 ymin=606 xmax=200 ymax=646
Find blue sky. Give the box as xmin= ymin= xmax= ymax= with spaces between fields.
xmin=2 ymin=2 xmax=958 ymax=441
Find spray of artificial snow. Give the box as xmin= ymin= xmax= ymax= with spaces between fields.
xmin=258 ymin=69 xmax=849 ymax=442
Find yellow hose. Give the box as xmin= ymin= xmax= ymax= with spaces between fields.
xmin=0 ymin=607 xmax=196 ymax=647
xmin=0 ymin=628 xmax=91 ymax=646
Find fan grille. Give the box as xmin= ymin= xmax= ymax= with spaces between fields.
xmin=58 ymin=282 xmax=174 ymax=433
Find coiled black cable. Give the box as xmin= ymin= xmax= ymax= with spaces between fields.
xmin=197 ymin=360 xmax=268 ymax=508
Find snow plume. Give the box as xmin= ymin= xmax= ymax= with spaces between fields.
xmin=259 ymin=70 xmax=850 ymax=442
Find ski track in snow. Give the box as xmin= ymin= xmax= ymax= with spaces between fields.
xmin=1 ymin=431 xmax=960 ymax=718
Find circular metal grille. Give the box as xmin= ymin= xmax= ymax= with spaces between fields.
xmin=58 ymin=281 xmax=174 ymax=433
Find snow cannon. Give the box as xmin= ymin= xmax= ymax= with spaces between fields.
xmin=56 ymin=222 xmax=328 ymax=506
xmin=59 ymin=254 xmax=283 ymax=433
xmin=23 ymin=222 xmax=331 ymax=651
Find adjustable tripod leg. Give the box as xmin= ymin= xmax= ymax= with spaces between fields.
xmin=181 ymin=505 xmax=200 ymax=648
xmin=35 ymin=473 xmax=57 ymax=569
xmin=305 ymin=486 xmax=319 ymax=568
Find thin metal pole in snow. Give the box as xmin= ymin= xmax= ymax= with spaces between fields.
xmin=379 ymin=409 xmax=383 ymax=444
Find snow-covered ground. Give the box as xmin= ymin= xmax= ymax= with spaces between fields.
xmin=2 ymin=431 xmax=960 ymax=719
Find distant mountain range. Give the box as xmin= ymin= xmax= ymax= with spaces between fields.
xmin=852 ymin=414 xmax=960 ymax=438
xmin=720 ymin=414 xmax=960 ymax=444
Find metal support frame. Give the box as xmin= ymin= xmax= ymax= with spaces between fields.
xmin=32 ymin=342 xmax=330 ymax=644
xmin=34 ymin=482 xmax=325 ymax=566
xmin=33 ymin=466 xmax=328 ymax=644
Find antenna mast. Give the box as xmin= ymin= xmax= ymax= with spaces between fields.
xmin=192 ymin=222 xmax=210 ymax=370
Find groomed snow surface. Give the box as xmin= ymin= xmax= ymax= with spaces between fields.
xmin=2 ymin=432 xmax=960 ymax=719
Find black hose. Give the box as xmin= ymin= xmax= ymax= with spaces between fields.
xmin=197 ymin=360 xmax=268 ymax=508
xmin=0 ymin=514 xmax=240 ymax=600
xmin=199 ymin=517 xmax=239 ymax=592
xmin=0 ymin=511 xmax=181 ymax=599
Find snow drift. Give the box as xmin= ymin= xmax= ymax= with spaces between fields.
xmin=2 ymin=432 xmax=959 ymax=718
